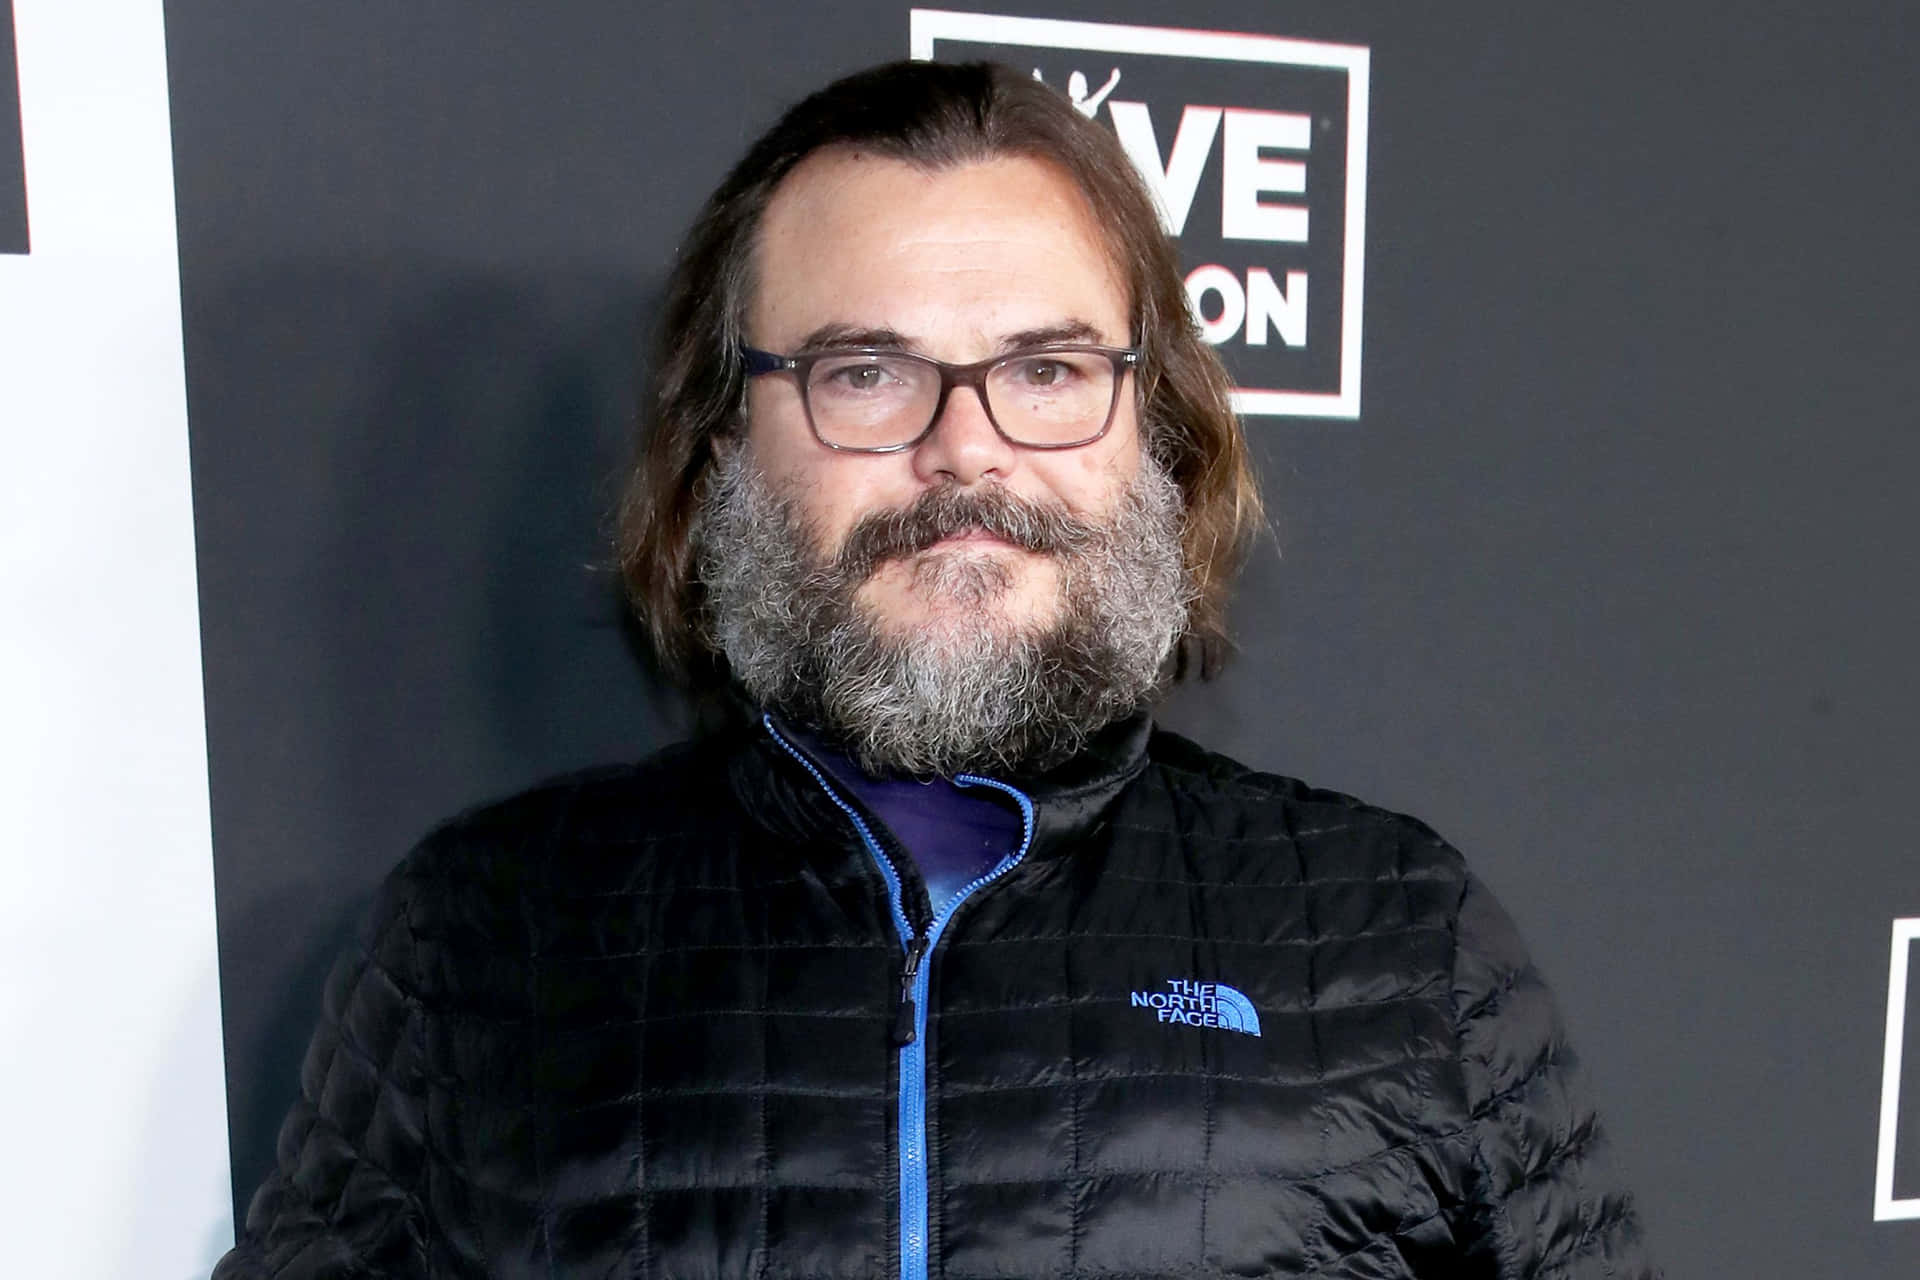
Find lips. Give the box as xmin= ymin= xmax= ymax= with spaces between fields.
xmin=923 ymin=528 xmax=1019 ymax=551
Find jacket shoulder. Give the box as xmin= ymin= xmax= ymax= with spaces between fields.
xmin=1138 ymin=726 xmax=1469 ymax=889
xmin=392 ymin=732 xmax=745 ymax=910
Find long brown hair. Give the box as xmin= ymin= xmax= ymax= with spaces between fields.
xmin=616 ymin=60 xmax=1263 ymax=682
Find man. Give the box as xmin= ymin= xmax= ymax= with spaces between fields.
xmin=218 ymin=61 xmax=1655 ymax=1279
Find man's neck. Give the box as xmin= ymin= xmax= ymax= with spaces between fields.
xmin=793 ymin=729 xmax=1023 ymax=913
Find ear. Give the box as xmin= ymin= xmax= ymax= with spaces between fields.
xmin=728 ymin=377 xmax=758 ymax=443
xmin=708 ymin=426 xmax=744 ymax=464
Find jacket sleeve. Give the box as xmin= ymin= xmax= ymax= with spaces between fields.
xmin=1447 ymin=873 xmax=1659 ymax=1279
xmin=213 ymin=866 xmax=432 ymax=1279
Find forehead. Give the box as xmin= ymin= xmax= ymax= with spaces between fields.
xmin=748 ymin=149 xmax=1130 ymax=351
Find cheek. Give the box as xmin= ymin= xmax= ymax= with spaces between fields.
xmin=757 ymin=450 xmax=916 ymax=558
xmin=769 ymin=465 xmax=849 ymax=556
xmin=1046 ymin=433 xmax=1143 ymax=514
xmin=744 ymin=398 xmax=851 ymax=551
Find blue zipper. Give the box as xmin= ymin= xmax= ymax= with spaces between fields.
xmin=763 ymin=717 xmax=1036 ymax=1280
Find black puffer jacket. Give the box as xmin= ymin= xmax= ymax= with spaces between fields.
xmin=217 ymin=713 xmax=1656 ymax=1279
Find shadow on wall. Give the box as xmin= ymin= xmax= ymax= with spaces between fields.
xmin=220 ymin=881 xmax=370 ymax=1234
xmin=187 ymin=260 xmax=689 ymax=1221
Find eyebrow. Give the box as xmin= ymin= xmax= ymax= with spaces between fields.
xmin=788 ymin=318 xmax=1115 ymax=357
xmin=792 ymin=324 xmax=912 ymax=355
xmin=998 ymin=320 xmax=1107 ymax=349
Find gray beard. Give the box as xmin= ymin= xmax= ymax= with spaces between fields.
xmin=694 ymin=446 xmax=1191 ymax=778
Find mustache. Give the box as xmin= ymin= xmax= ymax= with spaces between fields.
xmin=830 ymin=485 xmax=1102 ymax=580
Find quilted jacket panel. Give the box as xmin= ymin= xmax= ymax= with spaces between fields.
xmin=214 ymin=719 xmax=1656 ymax=1278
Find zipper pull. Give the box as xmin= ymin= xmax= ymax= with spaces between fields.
xmin=892 ymin=936 xmax=928 ymax=1046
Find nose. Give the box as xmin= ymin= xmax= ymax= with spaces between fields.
xmin=909 ymin=381 xmax=1018 ymax=486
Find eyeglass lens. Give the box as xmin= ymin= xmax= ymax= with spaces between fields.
xmin=804 ymin=350 xmax=1118 ymax=448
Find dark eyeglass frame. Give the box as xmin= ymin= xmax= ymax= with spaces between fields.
xmin=740 ymin=343 xmax=1141 ymax=454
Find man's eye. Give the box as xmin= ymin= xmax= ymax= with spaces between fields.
xmin=1010 ymin=358 xmax=1076 ymax=388
xmin=823 ymin=362 xmax=895 ymax=392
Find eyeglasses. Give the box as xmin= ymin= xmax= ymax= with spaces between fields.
xmin=740 ymin=344 xmax=1140 ymax=453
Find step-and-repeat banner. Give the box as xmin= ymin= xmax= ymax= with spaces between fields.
xmin=5 ymin=2 xmax=1918 ymax=1276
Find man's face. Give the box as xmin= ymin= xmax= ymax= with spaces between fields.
xmin=702 ymin=147 xmax=1185 ymax=776
xmin=744 ymin=149 xmax=1143 ymax=638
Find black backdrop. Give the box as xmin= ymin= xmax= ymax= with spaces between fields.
xmin=1 ymin=0 xmax=26 ymax=254
xmin=164 ymin=3 xmax=1920 ymax=1275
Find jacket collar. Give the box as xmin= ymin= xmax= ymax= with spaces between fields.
xmin=996 ymin=710 xmax=1154 ymax=861
xmin=728 ymin=699 xmax=1154 ymax=864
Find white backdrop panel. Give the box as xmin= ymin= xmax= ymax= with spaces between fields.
xmin=0 ymin=1 xmax=231 ymax=1274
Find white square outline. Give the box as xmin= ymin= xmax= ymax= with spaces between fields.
xmin=1876 ymin=918 xmax=1920 ymax=1220
xmin=909 ymin=8 xmax=1369 ymax=419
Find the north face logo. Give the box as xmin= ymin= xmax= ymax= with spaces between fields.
xmin=1130 ymin=979 xmax=1262 ymax=1036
